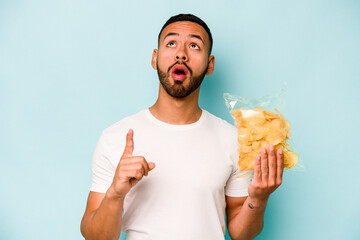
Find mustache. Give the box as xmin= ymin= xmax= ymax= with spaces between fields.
xmin=167 ymin=61 xmax=192 ymax=75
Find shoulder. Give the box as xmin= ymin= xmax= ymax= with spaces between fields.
xmin=93 ymin=109 xmax=149 ymax=163
xmin=202 ymin=110 xmax=238 ymax=156
xmin=101 ymin=109 xmax=148 ymax=137
xmin=203 ymin=110 xmax=237 ymax=138
xmin=101 ymin=110 xmax=146 ymax=144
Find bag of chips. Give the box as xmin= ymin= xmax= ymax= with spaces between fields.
xmin=224 ymin=88 xmax=303 ymax=177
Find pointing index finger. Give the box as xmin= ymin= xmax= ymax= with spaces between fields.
xmin=122 ymin=129 xmax=134 ymax=158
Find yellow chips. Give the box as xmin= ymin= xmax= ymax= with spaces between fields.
xmin=232 ymin=107 xmax=298 ymax=171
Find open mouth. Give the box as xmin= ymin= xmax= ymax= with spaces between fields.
xmin=172 ymin=66 xmax=187 ymax=81
xmin=175 ymin=69 xmax=186 ymax=75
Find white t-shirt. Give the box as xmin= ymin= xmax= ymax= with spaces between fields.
xmin=90 ymin=109 xmax=251 ymax=240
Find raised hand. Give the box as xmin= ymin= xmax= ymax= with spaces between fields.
xmin=247 ymin=145 xmax=284 ymax=205
xmin=108 ymin=129 xmax=156 ymax=199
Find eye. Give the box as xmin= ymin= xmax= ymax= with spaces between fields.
xmin=167 ymin=42 xmax=176 ymax=47
xmin=190 ymin=44 xmax=199 ymax=50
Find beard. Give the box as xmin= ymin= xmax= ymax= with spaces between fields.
xmin=157 ymin=61 xmax=207 ymax=99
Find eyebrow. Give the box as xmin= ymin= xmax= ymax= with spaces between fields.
xmin=163 ymin=32 xmax=204 ymax=44
xmin=189 ymin=34 xmax=204 ymax=44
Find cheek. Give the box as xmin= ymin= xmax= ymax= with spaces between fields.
xmin=157 ymin=53 xmax=173 ymax=70
xmin=190 ymin=55 xmax=209 ymax=73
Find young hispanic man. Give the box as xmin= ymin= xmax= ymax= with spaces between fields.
xmin=80 ymin=14 xmax=284 ymax=240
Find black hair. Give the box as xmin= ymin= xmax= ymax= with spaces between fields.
xmin=158 ymin=14 xmax=213 ymax=54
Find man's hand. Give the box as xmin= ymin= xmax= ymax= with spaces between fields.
xmin=247 ymin=145 xmax=284 ymax=206
xmin=108 ymin=129 xmax=156 ymax=199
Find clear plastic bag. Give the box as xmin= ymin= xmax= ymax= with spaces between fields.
xmin=224 ymin=88 xmax=303 ymax=176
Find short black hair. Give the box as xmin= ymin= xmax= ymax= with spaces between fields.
xmin=158 ymin=14 xmax=213 ymax=54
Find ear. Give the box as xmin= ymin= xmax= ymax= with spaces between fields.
xmin=151 ymin=49 xmax=158 ymax=70
xmin=205 ymin=55 xmax=215 ymax=75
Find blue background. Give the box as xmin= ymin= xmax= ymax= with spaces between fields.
xmin=1 ymin=0 xmax=359 ymax=239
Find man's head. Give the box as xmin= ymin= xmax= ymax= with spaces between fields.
xmin=152 ymin=14 xmax=215 ymax=99
xmin=158 ymin=14 xmax=213 ymax=55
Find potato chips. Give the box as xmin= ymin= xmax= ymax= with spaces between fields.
xmin=231 ymin=107 xmax=298 ymax=171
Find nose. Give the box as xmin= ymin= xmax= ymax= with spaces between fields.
xmin=176 ymin=55 xmax=187 ymax=61
xmin=175 ymin=45 xmax=187 ymax=61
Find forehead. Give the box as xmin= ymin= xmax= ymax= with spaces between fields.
xmin=159 ymin=21 xmax=210 ymax=44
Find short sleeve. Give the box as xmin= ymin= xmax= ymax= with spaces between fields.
xmin=90 ymin=133 xmax=116 ymax=193
xmin=225 ymin=134 xmax=251 ymax=197
xmin=225 ymin=163 xmax=251 ymax=197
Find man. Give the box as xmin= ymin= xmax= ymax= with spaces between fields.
xmin=81 ymin=14 xmax=284 ymax=240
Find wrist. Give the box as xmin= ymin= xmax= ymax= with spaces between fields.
xmin=106 ymin=186 xmax=126 ymax=201
xmin=246 ymin=196 xmax=269 ymax=209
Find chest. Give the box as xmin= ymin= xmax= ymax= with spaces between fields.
xmin=133 ymin=130 xmax=234 ymax=195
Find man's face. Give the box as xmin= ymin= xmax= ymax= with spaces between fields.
xmin=152 ymin=21 xmax=214 ymax=98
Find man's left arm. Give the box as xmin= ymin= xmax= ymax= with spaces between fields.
xmin=226 ymin=145 xmax=284 ymax=240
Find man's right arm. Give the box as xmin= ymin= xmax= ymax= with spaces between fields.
xmin=80 ymin=129 xmax=156 ymax=240
xmin=80 ymin=190 xmax=125 ymax=240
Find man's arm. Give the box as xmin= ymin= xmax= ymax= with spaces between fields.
xmin=226 ymin=145 xmax=284 ymax=240
xmin=80 ymin=129 xmax=156 ymax=240
xmin=80 ymin=190 xmax=125 ymax=240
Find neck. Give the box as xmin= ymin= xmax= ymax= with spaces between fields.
xmin=149 ymin=85 xmax=202 ymax=125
